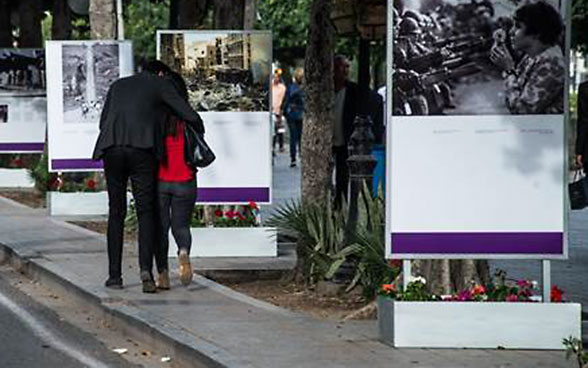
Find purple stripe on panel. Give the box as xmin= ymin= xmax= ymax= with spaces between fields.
xmin=391 ymin=232 xmax=563 ymax=254
xmin=51 ymin=159 xmax=103 ymax=170
xmin=197 ymin=187 xmax=270 ymax=203
xmin=0 ymin=143 xmax=44 ymax=152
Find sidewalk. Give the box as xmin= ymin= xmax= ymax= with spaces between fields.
xmin=0 ymin=154 xmax=576 ymax=368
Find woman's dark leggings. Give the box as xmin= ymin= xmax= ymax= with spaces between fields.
xmin=156 ymin=180 xmax=196 ymax=273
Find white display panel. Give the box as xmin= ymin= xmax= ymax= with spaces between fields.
xmin=385 ymin=0 xmax=569 ymax=258
xmin=158 ymin=31 xmax=272 ymax=204
xmin=0 ymin=49 xmax=46 ymax=153
xmin=45 ymin=40 xmax=133 ymax=172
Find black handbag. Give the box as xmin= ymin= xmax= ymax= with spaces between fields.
xmin=184 ymin=123 xmax=215 ymax=168
xmin=569 ymin=170 xmax=588 ymax=210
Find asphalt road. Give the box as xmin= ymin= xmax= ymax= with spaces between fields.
xmin=0 ymin=275 xmax=137 ymax=368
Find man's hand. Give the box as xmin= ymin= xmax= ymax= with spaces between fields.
xmin=490 ymin=45 xmax=515 ymax=72
xmin=577 ymin=154 xmax=583 ymax=168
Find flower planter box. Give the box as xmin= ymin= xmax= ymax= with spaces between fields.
xmin=0 ymin=168 xmax=35 ymax=188
xmin=47 ymin=191 xmax=109 ymax=216
xmin=377 ymin=296 xmax=581 ymax=349
xmin=168 ymin=227 xmax=277 ymax=257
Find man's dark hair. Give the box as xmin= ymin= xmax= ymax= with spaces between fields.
xmin=142 ymin=60 xmax=172 ymax=75
xmin=513 ymin=1 xmax=562 ymax=46
xmin=164 ymin=71 xmax=189 ymax=136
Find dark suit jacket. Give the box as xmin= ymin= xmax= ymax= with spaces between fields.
xmin=576 ymin=81 xmax=588 ymax=167
xmin=341 ymin=80 xmax=384 ymax=147
xmin=92 ymin=72 xmax=204 ymax=160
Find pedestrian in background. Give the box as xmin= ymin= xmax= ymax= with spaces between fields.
xmin=92 ymin=60 xmax=204 ymax=293
xmin=271 ymin=68 xmax=286 ymax=155
xmin=284 ymin=68 xmax=305 ymax=167
xmin=576 ymin=80 xmax=588 ymax=170
xmin=154 ymin=71 xmax=199 ymax=289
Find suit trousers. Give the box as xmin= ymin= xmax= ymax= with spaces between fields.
xmin=103 ymin=146 xmax=157 ymax=279
xmin=333 ymin=145 xmax=349 ymax=208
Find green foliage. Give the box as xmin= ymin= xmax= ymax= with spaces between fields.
xmin=563 ymin=336 xmax=588 ymax=368
xmin=267 ymin=200 xmax=361 ymax=284
xmin=125 ymin=198 xmax=138 ymax=233
xmin=42 ymin=12 xmax=52 ymax=42
xmin=71 ymin=17 xmax=91 ymax=40
xmin=257 ymin=0 xmax=312 ymax=63
xmin=29 ymin=152 xmax=56 ymax=194
xmin=125 ymin=0 xmax=170 ymax=65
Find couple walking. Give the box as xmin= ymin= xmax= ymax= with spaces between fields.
xmin=92 ymin=60 xmax=204 ymax=293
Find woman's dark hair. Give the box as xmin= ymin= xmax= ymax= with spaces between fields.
xmin=513 ymin=1 xmax=563 ymax=46
xmin=164 ymin=71 xmax=189 ymax=136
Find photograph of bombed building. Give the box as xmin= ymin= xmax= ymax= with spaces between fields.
xmin=159 ymin=31 xmax=271 ymax=111
xmin=392 ymin=0 xmax=565 ymax=116
xmin=62 ymin=43 xmax=119 ymax=123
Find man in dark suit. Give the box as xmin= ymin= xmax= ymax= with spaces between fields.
xmin=576 ymin=81 xmax=588 ymax=170
xmin=332 ymin=55 xmax=384 ymax=207
xmin=92 ymin=60 xmax=204 ymax=293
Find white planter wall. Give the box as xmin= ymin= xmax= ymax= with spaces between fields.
xmin=47 ymin=191 xmax=109 ymax=216
xmin=0 ymin=168 xmax=35 ymax=188
xmin=168 ymin=227 xmax=277 ymax=257
xmin=378 ymin=297 xmax=581 ymax=349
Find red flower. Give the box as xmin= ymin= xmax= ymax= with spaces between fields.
xmin=388 ymin=259 xmax=402 ymax=268
xmin=472 ymin=285 xmax=486 ymax=295
xmin=215 ymin=209 xmax=223 ymax=217
xmin=551 ymin=285 xmax=563 ymax=302
xmin=86 ymin=179 xmax=96 ymax=190
xmin=248 ymin=201 xmax=258 ymax=210
xmin=225 ymin=210 xmax=235 ymax=219
xmin=381 ymin=284 xmax=395 ymax=292
xmin=237 ymin=213 xmax=246 ymax=220
xmin=10 ymin=158 xmax=23 ymax=168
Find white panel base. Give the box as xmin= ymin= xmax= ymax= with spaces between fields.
xmin=168 ymin=227 xmax=277 ymax=257
xmin=378 ymin=297 xmax=581 ymax=349
xmin=47 ymin=191 xmax=109 ymax=216
xmin=0 ymin=168 xmax=35 ymax=188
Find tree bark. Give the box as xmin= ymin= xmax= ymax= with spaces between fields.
xmin=0 ymin=0 xmax=12 ymax=47
xmin=214 ymin=0 xmax=244 ymax=29
xmin=178 ymin=0 xmax=209 ymax=29
xmin=52 ymin=0 xmax=72 ymax=40
xmin=243 ymin=0 xmax=256 ymax=30
xmin=169 ymin=0 xmax=179 ymax=28
xmin=90 ymin=0 xmax=115 ymax=39
xmin=18 ymin=0 xmax=43 ymax=47
xmin=301 ymin=0 xmax=334 ymax=207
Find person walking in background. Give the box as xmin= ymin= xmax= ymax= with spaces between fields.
xmin=155 ymin=71 xmax=199 ymax=289
xmin=576 ymin=80 xmax=588 ymax=170
xmin=92 ymin=60 xmax=204 ymax=293
xmin=284 ymin=68 xmax=305 ymax=168
xmin=271 ymin=68 xmax=287 ymax=155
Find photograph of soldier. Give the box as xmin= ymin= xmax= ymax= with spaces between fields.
xmin=0 ymin=49 xmax=45 ymax=94
xmin=62 ymin=43 xmax=120 ymax=124
xmin=392 ymin=0 xmax=565 ymax=116
xmin=159 ymin=32 xmax=271 ymax=112
xmin=0 ymin=104 xmax=7 ymax=123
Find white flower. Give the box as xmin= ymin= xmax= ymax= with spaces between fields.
xmin=409 ymin=276 xmax=427 ymax=285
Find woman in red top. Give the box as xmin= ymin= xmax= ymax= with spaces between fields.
xmin=155 ymin=72 xmax=196 ymax=289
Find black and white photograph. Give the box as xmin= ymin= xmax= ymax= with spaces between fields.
xmin=159 ymin=32 xmax=271 ymax=112
xmin=0 ymin=104 xmax=7 ymax=123
xmin=0 ymin=49 xmax=45 ymax=94
xmin=392 ymin=0 xmax=565 ymax=116
xmin=62 ymin=43 xmax=119 ymax=123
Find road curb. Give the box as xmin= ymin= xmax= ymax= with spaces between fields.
xmin=0 ymin=241 xmax=248 ymax=368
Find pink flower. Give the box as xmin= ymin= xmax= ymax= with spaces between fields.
xmin=506 ymin=294 xmax=519 ymax=302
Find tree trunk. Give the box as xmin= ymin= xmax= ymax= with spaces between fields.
xmin=243 ymin=0 xmax=256 ymax=30
xmin=18 ymin=0 xmax=42 ymax=47
xmin=301 ymin=0 xmax=334 ymax=207
xmin=178 ymin=0 xmax=209 ymax=29
xmin=416 ymin=259 xmax=491 ymax=295
xmin=0 ymin=0 xmax=12 ymax=47
xmin=169 ymin=0 xmax=179 ymax=28
xmin=90 ymin=0 xmax=115 ymax=39
xmin=52 ymin=0 xmax=72 ymax=40
xmin=214 ymin=0 xmax=244 ymax=29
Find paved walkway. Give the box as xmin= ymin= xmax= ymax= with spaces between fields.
xmin=0 ymin=150 xmax=579 ymax=367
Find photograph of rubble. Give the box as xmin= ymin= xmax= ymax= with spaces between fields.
xmin=392 ymin=0 xmax=565 ymax=116
xmin=159 ymin=31 xmax=271 ymax=112
xmin=62 ymin=43 xmax=119 ymax=123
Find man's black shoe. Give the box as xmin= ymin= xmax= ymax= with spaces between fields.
xmin=140 ymin=271 xmax=157 ymax=293
xmin=104 ymin=277 xmax=123 ymax=289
